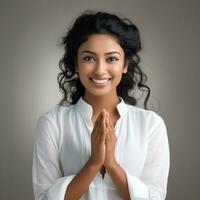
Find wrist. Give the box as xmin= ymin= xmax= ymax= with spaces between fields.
xmin=105 ymin=159 xmax=118 ymax=172
xmin=87 ymin=159 xmax=102 ymax=171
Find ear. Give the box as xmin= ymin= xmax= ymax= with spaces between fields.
xmin=74 ymin=57 xmax=79 ymax=73
xmin=123 ymin=65 xmax=128 ymax=73
xmin=123 ymin=60 xmax=128 ymax=73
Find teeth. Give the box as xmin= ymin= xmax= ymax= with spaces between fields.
xmin=92 ymin=78 xmax=110 ymax=84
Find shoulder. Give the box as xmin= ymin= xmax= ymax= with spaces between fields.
xmin=126 ymin=104 xmax=163 ymax=121
xmin=37 ymin=104 xmax=75 ymax=127
xmin=35 ymin=104 xmax=75 ymax=144
xmin=125 ymin=104 xmax=166 ymax=131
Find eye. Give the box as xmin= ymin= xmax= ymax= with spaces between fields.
xmin=107 ymin=57 xmax=119 ymax=63
xmin=83 ymin=56 xmax=95 ymax=62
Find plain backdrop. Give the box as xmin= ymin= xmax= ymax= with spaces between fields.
xmin=1 ymin=0 xmax=200 ymax=199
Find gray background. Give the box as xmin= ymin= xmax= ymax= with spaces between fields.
xmin=1 ymin=0 xmax=200 ymax=199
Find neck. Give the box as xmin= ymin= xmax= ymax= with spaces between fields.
xmin=83 ymin=92 xmax=120 ymax=117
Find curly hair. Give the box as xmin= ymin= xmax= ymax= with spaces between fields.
xmin=57 ymin=10 xmax=151 ymax=109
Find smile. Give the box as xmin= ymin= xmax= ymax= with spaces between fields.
xmin=90 ymin=78 xmax=112 ymax=86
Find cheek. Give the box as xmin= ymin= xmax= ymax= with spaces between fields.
xmin=110 ymin=65 xmax=125 ymax=76
xmin=78 ymin=61 xmax=94 ymax=72
xmin=78 ymin=63 xmax=91 ymax=74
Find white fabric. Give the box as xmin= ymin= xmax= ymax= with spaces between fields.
xmin=32 ymin=96 xmax=170 ymax=200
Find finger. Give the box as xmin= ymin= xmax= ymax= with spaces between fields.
xmin=97 ymin=109 xmax=106 ymax=128
xmin=94 ymin=112 xmax=103 ymax=129
xmin=96 ymin=111 xmax=106 ymax=141
xmin=104 ymin=112 xmax=109 ymax=128
xmin=92 ymin=113 xmax=103 ymax=139
xmin=103 ymin=110 xmax=108 ymax=124
xmin=105 ymin=112 xmax=111 ymax=130
xmin=97 ymin=111 xmax=103 ymax=122
xmin=95 ymin=112 xmax=103 ymax=141
xmin=102 ymin=116 xmax=107 ymax=141
xmin=103 ymin=111 xmax=108 ymax=128
xmin=105 ymin=112 xmax=109 ymax=132
xmin=96 ymin=110 xmax=105 ymax=126
xmin=105 ymin=113 xmax=110 ymax=139
xmin=107 ymin=113 xmax=114 ymax=129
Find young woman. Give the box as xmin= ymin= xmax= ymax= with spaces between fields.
xmin=32 ymin=10 xmax=170 ymax=200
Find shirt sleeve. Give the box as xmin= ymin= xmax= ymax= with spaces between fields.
xmin=125 ymin=114 xmax=170 ymax=200
xmin=32 ymin=115 xmax=75 ymax=200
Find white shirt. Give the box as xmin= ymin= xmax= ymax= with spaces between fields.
xmin=32 ymin=96 xmax=170 ymax=200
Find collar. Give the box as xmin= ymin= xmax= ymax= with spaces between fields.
xmin=75 ymin=96 xmax=127 ymax=120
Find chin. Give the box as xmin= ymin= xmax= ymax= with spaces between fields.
xmin=86 ymin=87 xmax=116 ymax=98
xmin=89 ymin=91 xmax=110 ymax=97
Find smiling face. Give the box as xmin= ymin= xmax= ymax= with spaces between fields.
xmin=75 ymin=34 xmax=128 ymax=99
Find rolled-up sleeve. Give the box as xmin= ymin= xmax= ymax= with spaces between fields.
xmin=32 ymin=116 xmax=75 ymax=200
xmin=125 ymin=115 xmax=170 ymax=200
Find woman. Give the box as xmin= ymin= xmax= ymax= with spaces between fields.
xmin=32 ymin=10 xmax=170 ymax=200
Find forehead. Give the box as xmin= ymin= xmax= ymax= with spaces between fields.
xmin=78 ymin=34 xmax=124 ymax=55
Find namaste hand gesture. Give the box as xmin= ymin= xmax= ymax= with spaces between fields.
xmin=89 ymin=109 xmax=117 ymax=174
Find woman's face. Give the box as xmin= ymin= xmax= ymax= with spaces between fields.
xmin=76 ymin=34 xmax=128 ymax=98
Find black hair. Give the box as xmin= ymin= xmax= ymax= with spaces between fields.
xmin=57 ymin=10 xmax=151 ymax=109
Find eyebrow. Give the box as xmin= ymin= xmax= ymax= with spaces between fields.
xmin=80 ymin=50 xmax=121 ymax=56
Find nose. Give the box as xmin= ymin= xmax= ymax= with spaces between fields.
xmin=93 ymin=59 xmax=107 ymax=75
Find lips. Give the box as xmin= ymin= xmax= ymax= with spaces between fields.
xmin=90 ymin=78 xmax=112 ymax=85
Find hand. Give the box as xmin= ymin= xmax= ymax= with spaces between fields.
xmin=104 ymin=111 xmax=117 ymax=169
xmin=89 ymin=109 xmax=107 ymax=169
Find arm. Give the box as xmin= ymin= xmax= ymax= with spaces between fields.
xmin=103 ymin=111 xmax=131 ymax=199
xmin=32 ymin=116 xmax=76 ymax=200
xmin=33 ymin=111 xmax=106 ymax=200
xmin=104 ymin=111 xmax=130 ymax=200
xmin=106 ymin=161 xmax=131 ymax=200
xmin=64 ymin=160 xmax=100 ymax=200
xmin=125 ymin=114 xmax=170 ymax=199
xmin=104 ymin=111 xmax=170 ymax=200
xmin=65 ymin=110 xmax=108 ymax=200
